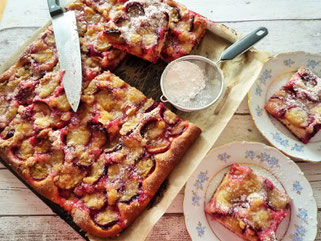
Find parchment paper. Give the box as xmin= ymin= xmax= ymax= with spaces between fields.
xmin=87 ymin=22 xmax=270 ymax=241
xmin=0 ymin=4 xmax=270 ymax=240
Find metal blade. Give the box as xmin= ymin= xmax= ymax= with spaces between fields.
xmin=52 ymin=11 xmax=82 ymax=112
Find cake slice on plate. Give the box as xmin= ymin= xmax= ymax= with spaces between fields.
xmin=265 ymin=67 xmax=321 ymax=143
xmin=205 ymin=164 xmax=291 ymax=241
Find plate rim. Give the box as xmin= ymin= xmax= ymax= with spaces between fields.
xmin=248 ymin=51 xmax=321 ymax=162
xmin=183 ymin=141 xmax=318 ymax=241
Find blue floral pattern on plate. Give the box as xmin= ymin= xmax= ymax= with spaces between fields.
xmin=196 ymin=222 xmax=206 ymax=237
xmin=218 ymin=153 xmax=230 ymax=162
xmin=291 ymin=144 xmax=304 ymax=152
xmin=255 ymin=106 xmax=263 ymax=117
xmin=307 ymin=59 xmax=318 ymax=69
xmin=297 ymin=208 xmax=308 ymax=223
xmin=284 ymin=58 xmax=295 ymax=67
xmin=245 ymin=150 xmax=256 ymax=159
xmin=258 ymin=152 xmax=280 ymax=167
xmin=291 ymin=225 xmax=306 ymax=241
xmin=194 ymin=171 xmax=209 ymax=190
xmin=255 ymin=85 xmax=262 ymax=96
xmin=293 ymin=181 xmax=303 ymax=195
xmin=259 ymin=69 xmax=272 ymax=84
xmin=271 ymin=132 xmax=304 ymax=152
xmin=271 ymin=132 xmax=289 ymax=147
xmin=192 ymin=190 xmax=200 ymax=206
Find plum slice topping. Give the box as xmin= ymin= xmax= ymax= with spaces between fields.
xmin=119 ymin=178 xmax=140 ymax=203
xmin=169 ymin=7 xmax=181 ymax=23
xmin=125 ymin=2 xmax=145 ymax=17
xmin=30 ymin=163 xmax=50 ymax=180
xmin=82 ymin=192 xmax=106 ymax=210
xmin=146 ymin=138 xmax=170 ymax=154
xmin=94 ymin=206 xmax=119 ymax=229
xmin=168 ymin=121 xmax=187 ymax=136
xmin=135 ymin=155 xmax=155 ymax=178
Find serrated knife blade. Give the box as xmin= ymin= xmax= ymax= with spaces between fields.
xmin=48 ymin=0 xmax=82 ymax=112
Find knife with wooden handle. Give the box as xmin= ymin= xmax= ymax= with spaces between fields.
xmin=47 ymin=0 xmax=82 ymax=112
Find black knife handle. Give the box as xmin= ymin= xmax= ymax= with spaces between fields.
xmin=47 ymin=0 xmax=63 ymax=17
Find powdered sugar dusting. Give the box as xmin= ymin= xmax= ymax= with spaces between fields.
xmin=118 ymin=0 xmax=171 ymax=47
xmin=293 ymin=67 xmax=321 ymax=101
xmin=164 ymin=61 xmax=206 ymax=104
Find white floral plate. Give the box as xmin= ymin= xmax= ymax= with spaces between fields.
xmin=248 ymin=51 xmax=321 ymax=162
xmin=184 ymin=142 xmax=317 ymax=241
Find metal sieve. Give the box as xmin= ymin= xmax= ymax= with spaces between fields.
xmin=160 ymin=27 xmax=269 ymax=111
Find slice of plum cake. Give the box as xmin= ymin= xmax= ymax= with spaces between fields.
xmin=205 ymin=164 xmax=291 ymax=241
xmin=265 ymin=67 xmax=321 ymax=143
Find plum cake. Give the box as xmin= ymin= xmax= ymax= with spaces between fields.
xmin=0 ymin=66 xmax=201 ymax=237
xmin=265 ymin=67 xmax=321 ymax=143
xmin=205 ymin=164 xmax=291 ymax=241
xmin=84 ymin=0 xmax=207 ymax=63
xmin=0 ymin=1 xmax=202 ymax=237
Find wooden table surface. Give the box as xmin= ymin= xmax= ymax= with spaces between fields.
xmin=0 ymin=0 xmax=321 ymax=240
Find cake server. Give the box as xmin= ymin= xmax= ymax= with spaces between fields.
xmin=47 ymin=0 xmax=82 ymax=112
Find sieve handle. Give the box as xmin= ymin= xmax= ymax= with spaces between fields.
xmin=160 ymin=95 xmax=169 ymax=103
xmin=218 ymin=27 xmax=268 ymax=63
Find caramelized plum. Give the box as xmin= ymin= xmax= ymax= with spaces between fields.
xmin=15 ymin=139 xmax=34 ymax=159
xmin=94 ymin=206 xmax=119 ymax=229
xmin=119 ymin=117 xmax=139 ymax=135
xmin=107 ymin=188 xmax=119 ymax=205
xmin=30 ymin=163 xmax=50 ymax=180
xmin=169 ymin=7 xmax=181 ymax=23
xmin=103 ymin=152 xmax=125 ymax=164
xmin=135 ymin=156 xmax=154 ymax=178
xmin=66 ymin=126 xmax=91 ymax=146
xmin=74 ymin=182 xmax=96 ymax=197
xmin=73 ymin=152 xmax=96 ymax=168
xmin=125 ymin=2 xmax=145 ymax=17
xmin=285 ymin=107 xmax=309 ymax=127
xmin=264 ymin=98 xmax=287 ymax=118
xmin=34 ymin=138 xmax=51 ymax=153
xmin=168 ymin=121 xmax=187 ymax=136
xmin=2 ymin=129 xmax=15 ymax=139
xmin=55 ymin=163 xmax=87 ymax=189
xmin=300 ymin=70 xmax=318 ymax=86
xmin=146 ymin=138 xmax=170 ymax=153
xmin=189 ymin=15 xmax=195 ymax=32
xmin=50 ymin=150 xmax=64 ymax=173
xmin=104 ymin=29 xmax=125 ymax=44
xmin=16 ymin=83 xmax=35 ymax=105
xmin=119 ymin=178 xmax=140 ymax=202
xmin=82 ymin=192 xmax=106 ymax=209
xmin=142 ymin=120 xmax=166 ymax=141
xmin=104 ymin=141 xmax=122 ymax=153
xmin=163 ymin=109 xmax=179 ymax=125
xmin=83 ymin=158 xmax=106 ymax=184
xmin=122 ymin=146 xmax=144 ymax=165
xmin=89 ymin=126 xmax=108 ymax=149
